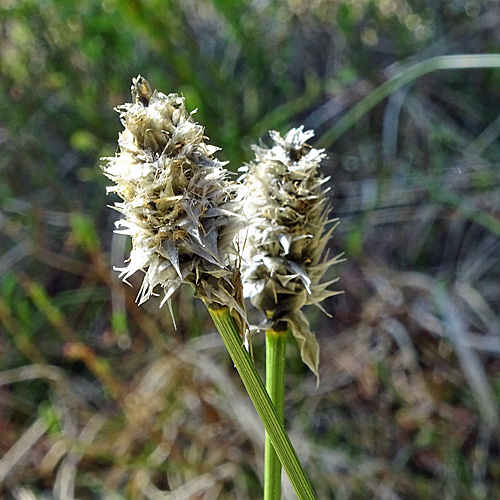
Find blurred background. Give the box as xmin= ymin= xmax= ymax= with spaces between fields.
xmin=1 ymin=0 xmax=500 ymax=498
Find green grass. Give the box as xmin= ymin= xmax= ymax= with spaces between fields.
xmin=1 ymin=1 xmax=500 ymax=498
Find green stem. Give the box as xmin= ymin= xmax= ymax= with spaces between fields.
xmin=208 ymin=307 xmax=316 ymax=500
xmin=317 ymin=54 xmax=500 ymax=148
xmin=265 ymin=329 xmax=288 ymax=500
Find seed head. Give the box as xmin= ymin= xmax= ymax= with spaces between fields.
xmin=103 ymin=76 xmax=246 ymax=324
xmin=239 ymin=127 xmax=343 ymax=379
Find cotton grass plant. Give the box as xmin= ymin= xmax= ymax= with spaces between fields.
xmin=102 ymin=75 xmax=246 ymax=326
xmin=103 ymin=76 xmax=341 ymax=500
xmin=240 ymin=127 xmax=344 ymax=380
xmin=239 ymin=127 xmax=343 ymax=498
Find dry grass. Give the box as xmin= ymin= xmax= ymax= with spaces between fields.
xmin=2 ymin=0 xmax=500 ymax=498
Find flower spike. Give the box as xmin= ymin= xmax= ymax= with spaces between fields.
xmin=103 ymin=76 xmax=246 ymax=327
xmin=239 ymin=127 xmax=343 ymax=380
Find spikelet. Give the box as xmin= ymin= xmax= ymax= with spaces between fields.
xmin=239 ymin=127 xmax=343 ymax=379
xmin=103 ymin=76 xmax=246 ymax=326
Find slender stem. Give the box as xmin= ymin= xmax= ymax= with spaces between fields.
xmin=208 ymin=307 xmax=316 ymax=500
xmin=264 ymin=328 xmax=288 ymax=500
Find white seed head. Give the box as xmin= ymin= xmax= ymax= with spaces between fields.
xmin=103 ymin=76 xmax=246 ymax=323
xmin=239 ymin=127 xmax=343 ymax=379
